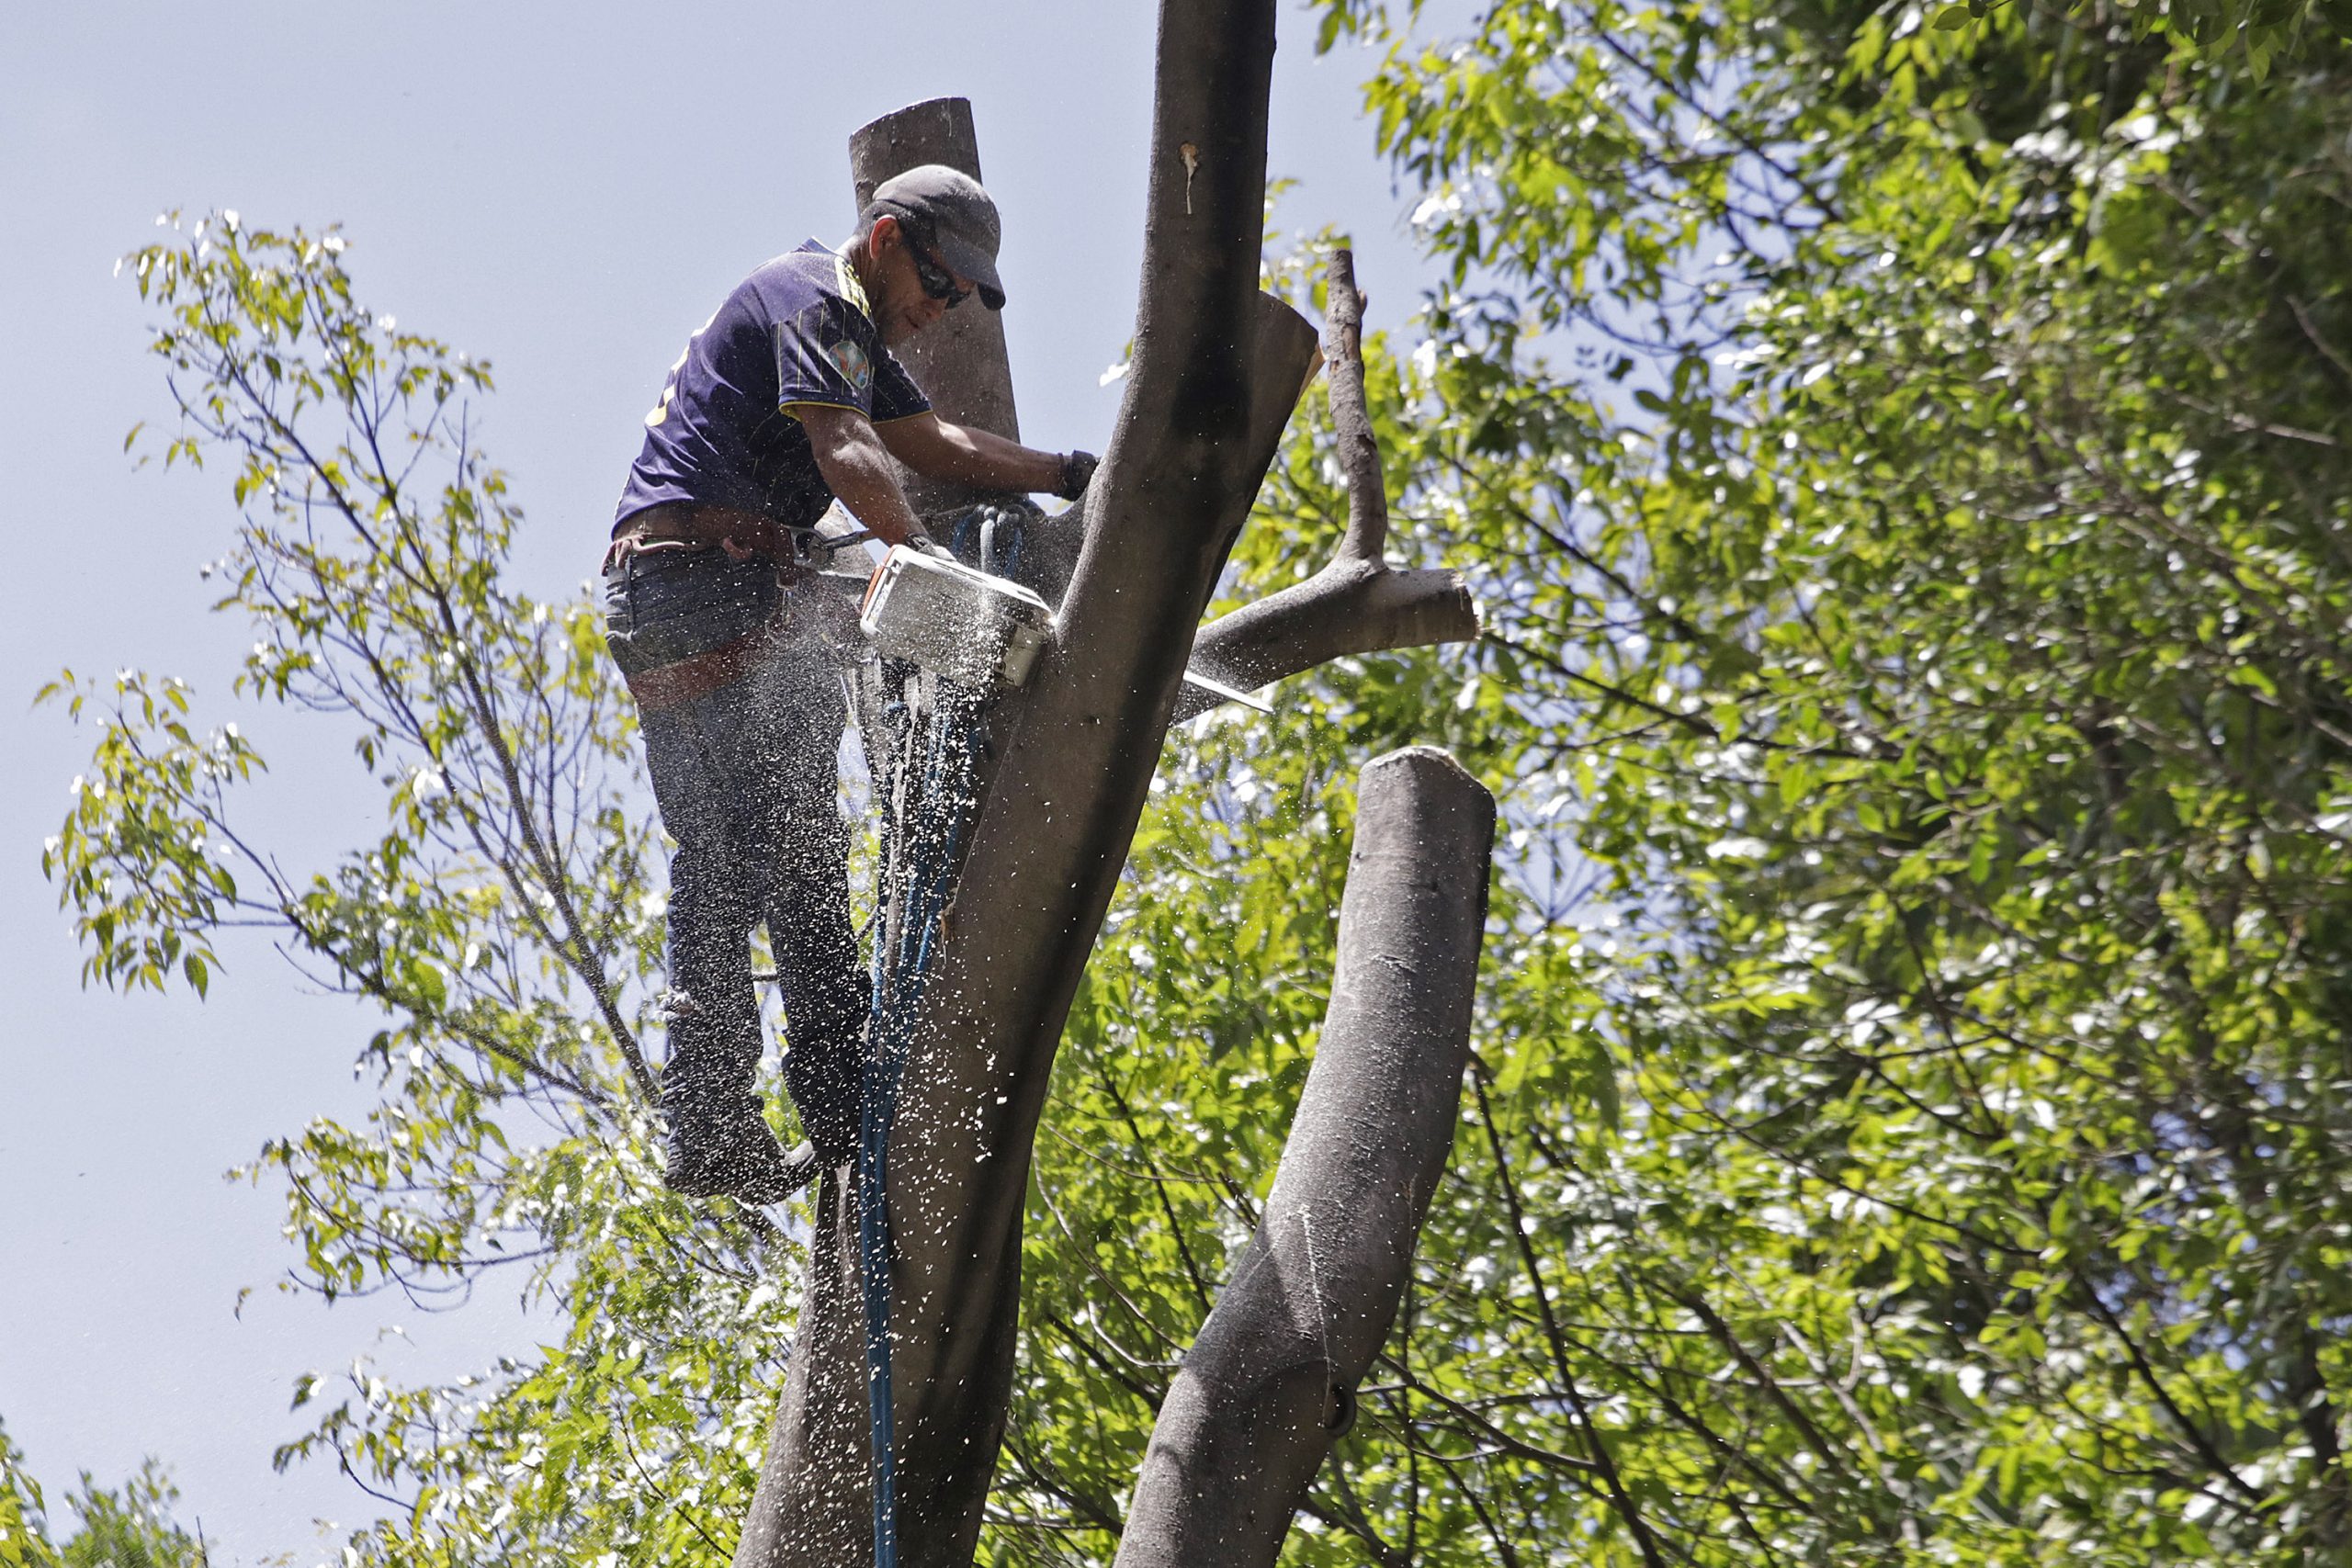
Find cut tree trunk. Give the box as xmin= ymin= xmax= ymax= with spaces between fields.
xmin=847 ymin=97 xmax=1023 ymax=518
xmin=1115 ymin=746 xmax=1496 ymax=1568
xmin=732 ymin=7 xmax=1480 ymax=1562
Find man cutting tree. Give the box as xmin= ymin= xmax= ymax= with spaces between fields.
xmin=600 ymin=164 xmax=1096 ymax=1203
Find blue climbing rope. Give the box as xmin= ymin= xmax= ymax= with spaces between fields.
xmin=859 ymin=661 xmax=989 ymax=1568
xmin=948 ymin=500 xmax=1031 ymax=582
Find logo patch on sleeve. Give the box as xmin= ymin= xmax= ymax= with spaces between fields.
xmin=826 ymin=338 xmax=874 ymax=395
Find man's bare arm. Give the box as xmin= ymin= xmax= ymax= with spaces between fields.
xmin=876 ymin=412 xmax=1064 ymax=494
xmin=797 ymin=404 xmax=929 ymax=547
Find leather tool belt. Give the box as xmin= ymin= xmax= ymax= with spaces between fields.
xmin=603 ymin=501 xmax=819 ymax=573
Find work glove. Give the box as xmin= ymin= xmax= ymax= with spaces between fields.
xmin=1054 ymin=450 xmax=1100 ymax=502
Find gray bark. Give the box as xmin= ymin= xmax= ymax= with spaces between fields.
xmin=1114 ymin=746 xmax=1496 ymax=1568
xmin=734 ymin=16 xmax=1482 ymax=1564
xmin=1181 ymin=558 xmax=1481 ymax=719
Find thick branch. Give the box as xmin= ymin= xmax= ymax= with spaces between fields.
xmin=1182 ymin=559 xmax=1478 ymax=716
xmin=1009 ymin=290 xmax=1317 ymax=612
xmin=1114 ymin=747 xmax=1496 ymax=1568
xmin=1177 ymin=250 xmax=1477 ymax=719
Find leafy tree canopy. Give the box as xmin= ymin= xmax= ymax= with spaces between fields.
xmin=0 ymin=1426 xmax=209 ymax=1568
xmin=1034 ymin=0 xmax=2352 ymax=1559
xmin=46 ymin=0 xmax=2352 ymax=1560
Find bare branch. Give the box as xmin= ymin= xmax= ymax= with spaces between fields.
xmin=1323 ymin=248 xmax=1387 ymax=565
xmin=1178 ymin=250 xmax=1478 ymax=718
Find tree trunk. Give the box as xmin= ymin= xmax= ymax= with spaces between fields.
xmin=733 ymin=10 xmax=1475 ymax=1563
xmin=1115 ymin=745 xmax=1495 ymax=1568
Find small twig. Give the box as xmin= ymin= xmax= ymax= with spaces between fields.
xmin=616 ymin=1399 xmax=737 ymax=1562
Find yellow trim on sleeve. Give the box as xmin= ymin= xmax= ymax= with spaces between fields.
xmin=778 ymin=398 xmax=873 ymax=423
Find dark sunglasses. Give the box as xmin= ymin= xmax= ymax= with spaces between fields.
xmin=906 ymin=236 xmax=973 ymax=309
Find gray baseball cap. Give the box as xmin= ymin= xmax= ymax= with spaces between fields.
xmin=866 ymin=164 xmax=1006 ymax=310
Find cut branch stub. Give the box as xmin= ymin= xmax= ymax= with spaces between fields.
xmin=1114 ymin=746 xmax=1497 ymax=1568
xmin=1177 ymin=249 xmax=1479 ymax=720
xmin=1321 ymin=246 xmax=1386 ymax=564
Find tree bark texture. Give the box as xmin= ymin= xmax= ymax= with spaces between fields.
xmin=736 ymin=16 xmax=1479 ymax=1564
xmin=1113 ymin=746 xmax=1493 ymax=1566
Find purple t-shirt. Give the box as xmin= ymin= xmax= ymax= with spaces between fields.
xmin=613 ymin=240 xmax=931 ymax=532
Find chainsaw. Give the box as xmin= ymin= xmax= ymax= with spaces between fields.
xmin=829 ymin=530 xmax=1271 ymax=711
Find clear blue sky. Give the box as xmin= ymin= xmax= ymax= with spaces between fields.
xmin=0 ymin=3 xmax=1451 ymax=1562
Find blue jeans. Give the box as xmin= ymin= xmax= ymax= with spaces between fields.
xmin=602 ymin=547 xmax=867 ymax=1158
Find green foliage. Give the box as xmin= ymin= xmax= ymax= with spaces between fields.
xmin=988 ymin=239 xmax=1562 ymax=1565
xmin=0 ymin=1427 xmax=207 ymax=1568
xmin=987 ymin=0 xmax=2352 ymax=1563
xmin=1331 ymin=0 xmax=2351 ymax=74
xmin=992 ymin=687 xmax=1372 ymax=1562
xmin=1020 ymin=0 xmax=2352 ymax=1561
xmin=54 ymin=1464 xmax=206 ymax=1568
xmin=56 ymin=215 xmax=801 ymax=1565
xmin=71 ymin=0 xmax=2352 ymax=1554
xmin=0 ymin=1422 xmax=57 ymax=1568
